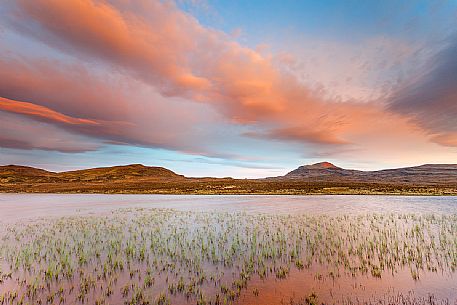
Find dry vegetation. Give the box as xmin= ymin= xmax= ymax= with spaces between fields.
xmin=1 ymin=164 xmax=457 ymax=195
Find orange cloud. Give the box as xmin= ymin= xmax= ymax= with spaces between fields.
xmin=431 ymin=133 xmax=457 ymax=147
xmin=0 ymin=56 xmax=235 ymax=157
xmin=0 ymin=112 xmax=101 ymax=153
xmin=4 ymin=0 xmax=451 ymax=159
xmin=17 ymin=0 xmax=211 ymax=95
xmin=0 ymin=57 xmax=129 ymax=121
xmin=245 ymin=127 xmax=351 ymax=145
xmin=14 ymin=0 xmax=296 ymax=121
xmin=0 ymin=97 xmax=98 ymax=125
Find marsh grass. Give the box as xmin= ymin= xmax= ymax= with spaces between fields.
xmin=283 ymin=291 xmax=454 ymax=305
xmin=0 ymin=209 xmax=456 ymax=304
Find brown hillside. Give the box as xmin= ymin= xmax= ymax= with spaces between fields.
xmin=1 ymin=162 xmax=457 ymax=195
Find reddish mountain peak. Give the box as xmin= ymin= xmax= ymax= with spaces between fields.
xmin=284 ymin=162 xmax=342 ymax=177
xmin=305 ymin=162 xmax=339 ymax=169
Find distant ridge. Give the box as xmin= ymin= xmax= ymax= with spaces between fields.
xmin=1 ymin=162 xmax=457 ymax=194
xmin=61 ymin=164 xmax=183 ymax=181
xmin=0 ymin=165 xmax=55 ymax=177
xmin=281 ymin=162 xmax=457 ymax=184
xmin=0 ymin=164 xmax=183 ymax=184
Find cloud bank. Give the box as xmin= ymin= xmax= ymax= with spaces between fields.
xmin=0 ymin=0 xmax=456 ymax=173
xmin=389 ymin=37 xmax=457 ymax=147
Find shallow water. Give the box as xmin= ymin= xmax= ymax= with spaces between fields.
xmin=0 ymin=194 xmax=456 ymax=305
xmin=1 ymin=194 xmax=457 ymax=223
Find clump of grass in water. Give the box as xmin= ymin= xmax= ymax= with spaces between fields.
xmin=0 ymin=209 xmax=456 ymax=304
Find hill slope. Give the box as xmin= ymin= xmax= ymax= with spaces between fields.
xmin=0 ymin=165 xmax=59 ymax=183
xmin=0 ymin=164 xmax=183 ymax=185
xmin=282 ymin=162 xmax=457 ymax=184
xmin=59 ymin=164 xmax=183 ymax=182
xmin=1 ymin=162 xmax=457 ymax=194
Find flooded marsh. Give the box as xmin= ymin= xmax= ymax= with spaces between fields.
xmin=0 ymin=195 xmax=456 ymax=305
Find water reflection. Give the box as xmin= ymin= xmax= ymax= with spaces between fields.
xmin=0 ymin=195 xmax=456 ymax=304
xmin=1 ymin=194 xmax=457 ymax=223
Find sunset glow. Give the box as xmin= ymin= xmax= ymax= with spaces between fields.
xmin=1 ymin=0 xmax=457 ymax=177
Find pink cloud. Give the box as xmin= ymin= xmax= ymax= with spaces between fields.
xmin=0 ymin=97 xmax=98 ymax=125
xmin=0 ymin=56 xmax=233 ymax=157
xmin=2 ymin=0 xmax=453 ymax=162
xmin=15 ymin=0 xmax=211 ymax=95
xmin=0 ymin=112 xmax=100 ymax=153
xmin=0 ymin=57 xmax=130 ymax=120
xmin=431 ymin=133 xmax=457 ymax=147
xmin=13 ymin=0 xmax=306 ymax=121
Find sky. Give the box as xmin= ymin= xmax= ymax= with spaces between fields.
xmin=1 ymin=0 xmax=457 ymax=178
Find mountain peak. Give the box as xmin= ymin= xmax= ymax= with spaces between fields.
xmin=284 ymin=162 xmax=342 ymax=177
xmin=306 ymin=162 xmax=338 ymax=169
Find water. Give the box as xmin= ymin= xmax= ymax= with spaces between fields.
xmin=0 ymin=194 xmax=456 ymax=305
xmin=1 ymin=194 xmax=457 ymax=223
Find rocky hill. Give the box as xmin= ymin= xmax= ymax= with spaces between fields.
xmin=0 ymin=164 xmax=183 ymax=184
xmin=59 ymin=164 xmax=183 ymax=182
xmin=282 ymin=162 xmax=457 ymax=184
xmin=1 ymin=162 xmax=457 ymax=194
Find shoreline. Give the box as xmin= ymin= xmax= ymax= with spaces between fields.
xmin=2 ymin=190 xmax=457 ymax=196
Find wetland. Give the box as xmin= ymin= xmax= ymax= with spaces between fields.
xmin=0 ymin=195 xmax=456 ymax=305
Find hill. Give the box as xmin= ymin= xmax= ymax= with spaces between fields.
xmin=59 ymin=164 xmax=183 ymax=182
xmin=282 ymin=162 xmax=457 ymax=185
xmin=1 ymin=162 xmax=457 ymax=195
xmin=0 ymin=165 xmax=59 ymax=183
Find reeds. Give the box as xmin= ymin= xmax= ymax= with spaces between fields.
xmin=0 ymin=208 xmax=456 ymax=304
